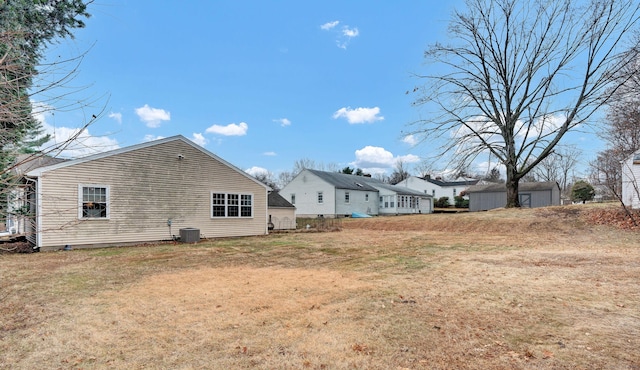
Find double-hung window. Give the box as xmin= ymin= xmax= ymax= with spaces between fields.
xmin=211 ymin=192 xmax=253 ymax=218
xmin=240 ymin=194 xmax=252 ymax=216
xmin=317 ymin=191 xmax=324 ymax=204
xmin=79 ymin=185 xmax=109 ymax=219
xmin=345 ymin=191 xmax=350 ymax=204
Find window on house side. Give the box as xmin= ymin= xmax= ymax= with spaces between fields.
xmin=240 ymin=194 xmax=252 ymax=217
xmin=211 ymin=192 xmax=253 ymax=218
xmin=291 ymin=194 xmax=296 ymax=205
xmin=365 ymin=193 xmax=369 ymax=202
xmin=317 ymin=191 xmax=324 ymax=204
xmin=80 ymin=185 xmax=109 ymax=219
xmin=228 ymin=194 xmax=239 ymax=217
xmin=212 ymin=193 xmax=226 ymax=217
xmin=345 ymin=192 xmax=350 ymax=204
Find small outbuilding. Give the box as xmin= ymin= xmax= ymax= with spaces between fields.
xmin=268 ymin=191 xmax=296 ymax=230
xmin=466 ymin=182 xmax=561 ymax=211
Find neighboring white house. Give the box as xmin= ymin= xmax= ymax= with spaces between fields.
xmin=23 ymin=135 xmax=270 ymax=251
xmin=396 ymin=175 xmax=479 ymax=205
xmin=279 ymin=169 xmax=432 ymax=218
xmin=622 ymin=152 xmax=640 ymax=209
xmin=369 ymin=181 xmax=432 ymax=215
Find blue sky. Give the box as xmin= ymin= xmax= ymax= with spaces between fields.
xmin=35 ymin=0 xmax=602 ymax=178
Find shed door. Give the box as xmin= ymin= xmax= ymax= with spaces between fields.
xmin=519 ymin=193 xmax=531 ymax=208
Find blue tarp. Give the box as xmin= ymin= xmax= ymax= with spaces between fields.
xmin=351 ymin=212 xmax=372 ymax=218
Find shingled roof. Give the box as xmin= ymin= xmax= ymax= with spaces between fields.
xmin=306 ymin=169 xmax=431 ymax=197
xmin=466 ymin=181 xmax=558 ymax=193
xmin=306 ymin=169 xmax=379 ymax=192
xmin=268 ymin=191 xmax=295 ymax=208
xmin=422 ymin=176 xmax=479 ymax=187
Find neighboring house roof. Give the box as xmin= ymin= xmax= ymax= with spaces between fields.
xmin=306 ymin=169 xmax=379 ymax=192
xmin=268 ymin=192 xmax=295 ymax=208
xmin=25 ymin=135 xmax=270 ymax=190
xmin=421 ymin=176 xmax=479 ymax=187
xmin=466 ymin=181 xmax=558 ymax=193
xmin=12 ymin=154 xmax=68 ymax=176
xmin=633 ymin=153 xmax=640 ymax=164
xmin=363 ymin=178 xmax=432 ymax=197
xmin=305 ymin=169 xmax=431 ymax=197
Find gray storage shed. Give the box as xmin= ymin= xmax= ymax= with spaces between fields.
xmin=466 ymin=182 xmax=561 ymax=212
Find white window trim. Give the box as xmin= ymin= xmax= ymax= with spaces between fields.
xmin=345 ymin=191 xmax=350 ymax=204
xmin=210 ymin=192 xmax=254 ymax=218
xmin=78 ymin=184 xmax=110 ymax=220
xmin=317 ymin=191 xmax=324 ymax=204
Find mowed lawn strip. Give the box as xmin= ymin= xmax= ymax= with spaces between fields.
xmin=1 ymin=204 xmax=639 ymax=369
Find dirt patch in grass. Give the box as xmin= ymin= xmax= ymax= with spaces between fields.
xmin=1 ymin=203 xmax=639 ymax=369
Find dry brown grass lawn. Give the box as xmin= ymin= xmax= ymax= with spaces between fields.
xmin=1 ymin=204 xmax=639 ymax=369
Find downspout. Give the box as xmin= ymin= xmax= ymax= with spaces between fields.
xmin=265 ymin=188 xmax=269 ymax=235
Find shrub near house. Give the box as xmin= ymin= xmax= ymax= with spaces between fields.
xmin=435 ymin=197 xmax=450 ymax=208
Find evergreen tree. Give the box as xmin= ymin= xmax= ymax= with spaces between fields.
xmin=571 ymin=180 xmax=596 ymax=204
xmin=0 ymin=0 xmax=90 ymax=168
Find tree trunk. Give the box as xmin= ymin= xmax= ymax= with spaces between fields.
xmin=505 ymin=166 xmax=520 ymax=208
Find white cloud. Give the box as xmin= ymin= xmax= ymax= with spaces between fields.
xmin=135 ymin=104 xmax=171 ymax=128
xmin=524 ymin=113 xmax=566 ymax=138
xmin=352 ymin=146 xmax=420 ymax=173
xmin=40 ymin=125 xmax=120 ymax=158
xmin=263 ymin=151 xmax=277 ymax=156
xmin=342 ymin=26 xmax=359 ymax=38
xmin=403 ymin=134 xmax=418 ymax=146
xmin=205 ymin=122 xmax=248 ymax=136
xmin=320 ymin=20 xmax=339 ymax=30
xmin=245 ymin=166 xmax=269 ymax=177
xmin=321 ymin=20 xmax=359 ymax=49
xmin=31 ymin=101 xmax=119 ymax=158
xmin=108 ymin=112 xmax=122 ymax=124
xmin=452 ymin=113 xmax=568 ymax=156
xmin=190 ymin=133 xmax=208 ymax=146
xmin=475 ymin=161 xmax=505 ymax=177
xmin=333 ymin=106 xmax=383 ymax=124
xmin=143 ymin=134 xmax=165 ymax=142
xmin=273 ymin=118 xmax=291 ymax=127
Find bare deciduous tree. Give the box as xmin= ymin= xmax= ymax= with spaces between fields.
xmin=410 ymin=0 xmax=640 ymax=207
xmin=388 ymin=160 xmax=410 ymax=185
xmin=529 ymin=145 xmax=581 ymax=197
xmin=591 ymin=33 xmax=640 ymax=216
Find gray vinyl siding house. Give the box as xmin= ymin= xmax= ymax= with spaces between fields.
xmin=466 ymin=182 xmax=561 ymax=211
xmin=24 ymin=135 xmax=270 ymax=250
